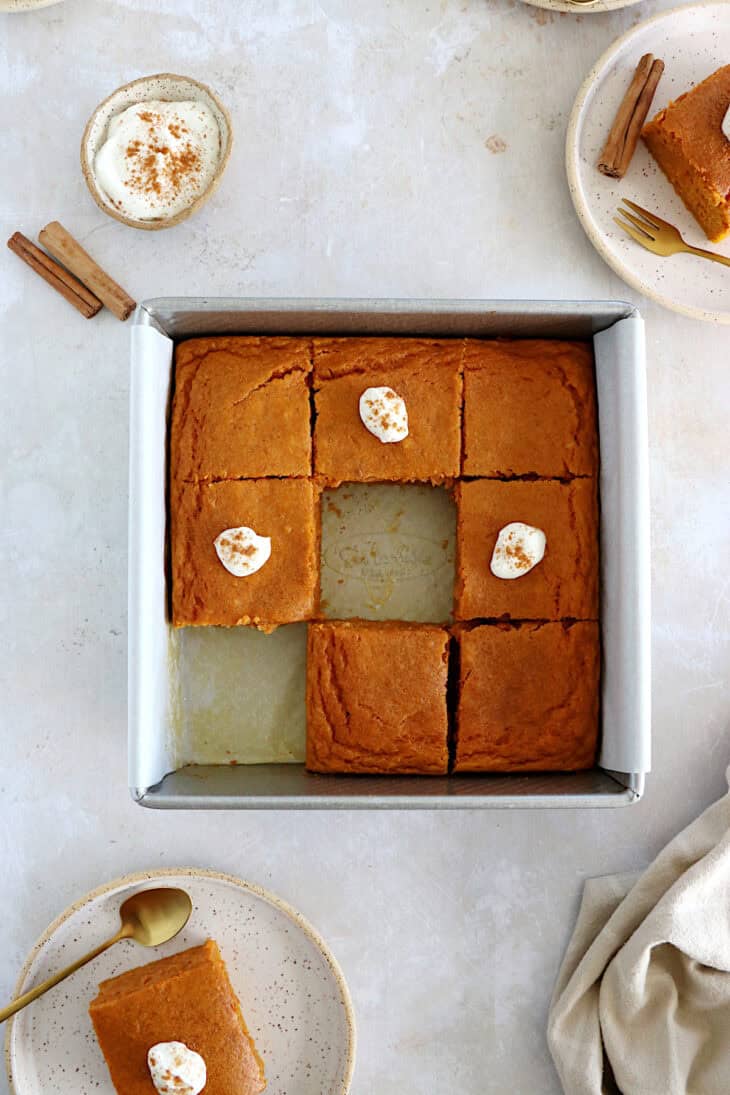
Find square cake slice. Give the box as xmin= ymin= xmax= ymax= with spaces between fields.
xmin=454 ymin=478 xmax=599 ymax=621
xmin=170 ymin=335 xmax=312 ymax=481
xmin=454 ymin=622 xmax=600 ymax=772
xmin=462 ymin=339 xmax=598 ymax=478
xmin=306 ymin=621 xmax=450 ymax=773
xmin=89 ymin=939 xmax=266 ymax=1095
xmin=313 ymin=337 xmax=463 ymax=484
xmin=642 ymin=65 xmax=730 ymax=243
xmin=171 ymin=478 xmax=320 ymax=629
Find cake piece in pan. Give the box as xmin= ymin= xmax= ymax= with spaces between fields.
xmin=312 ymin=337 xmax=463 ymax=484
xmin=171 ymin=478 xmax=320 ymax=629
xmin=642 ymin=65 xmax=730 ymax=243
xmin=462 ymin=338 xmax=598 ymax=478
xmin=454 ymin=621 xmax=600 ymax=772
xmin=454 ymin=478 xmax=599 ymax=621
xmin=306 ymin=620 xmax=450 ymax=774
xmin=89 ymin=939 xmax=266 ymax=1095
xmin=170 ymin=335 xmax=312 ymax=481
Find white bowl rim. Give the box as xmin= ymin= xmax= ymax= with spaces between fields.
xmin=518 ymin=0 xmax=642 ymax=16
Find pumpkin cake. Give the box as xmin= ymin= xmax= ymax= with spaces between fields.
xmin=165 ymin=330 xmax=603 ymax=775
xmin=312 ymin=337 xmax=463 ymax=484
xmin=454 ymin=478 xmax=599 ymax=621
xmin=89 ymin=939 xmax=266 ymax=1095
xmin=462 ymin=339 xmax=598 ymax=478
xmin=306 ymin=620 xmax=450 ymax=774
xmin=171 ymin=335 xmax=312 ymax=481
xmin=171 ymin=478 xmax=320 ymax=629
xmin=642 ymin=65 xmax=730 ymax=243
xmin=454 ymin=621 xmax=600 ymax=772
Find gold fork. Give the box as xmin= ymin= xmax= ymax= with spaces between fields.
xmin=614 ymin=199 xmax=730 ymax=267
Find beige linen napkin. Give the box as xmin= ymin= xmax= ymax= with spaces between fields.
xmin=547 ymin=769 xmax=730 ymax=1095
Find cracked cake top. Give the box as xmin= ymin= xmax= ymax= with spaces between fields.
xmin=171 ymin=335 xmax=313 ymax=481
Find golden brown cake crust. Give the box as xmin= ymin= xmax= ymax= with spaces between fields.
xmin=642 ymin=65 xmax=730 ymax=242
xmin=171 ymin=478 xmax=320 ymax=628
xmin=171 ymin=336 xmax=312 ymax=481
xmin=313 ymin=337 xmax=463 ymax=484
xmin=89 ymin=940 xmax=266 ymax=1095
xmin=305 ymin=621 xmax=450 ymax=774
xmin=462 ymin=339 xmax=598 ymax=478
xmin=455 ymin=622 xmax=599 ymax=772
xmin=454 ymin=478 xmax=599 ymax=621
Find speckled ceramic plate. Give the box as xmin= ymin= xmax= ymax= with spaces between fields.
xmin=5 ymin=868 xmax=356 ymax=1094
xmin=566 ymin=1 xmax=730 ymax=324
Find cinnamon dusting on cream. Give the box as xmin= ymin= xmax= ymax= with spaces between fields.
xmin=93 ymin=100 xmax=220 ymax=220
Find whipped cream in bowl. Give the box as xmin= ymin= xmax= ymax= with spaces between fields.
xmin=94 ymin=101 xmax=220 ymax=221
xmin=81 ymin=74 xmax=232 ymax=230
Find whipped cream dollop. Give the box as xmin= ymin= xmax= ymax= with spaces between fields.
xmin=723 ymin=105 xmax=730 ymax=143
xmin=490 ymin=522 xmax=546 ymax=580
xmin=148 ymin=1042 xmax=206 ymax=1095
xmin=359 ymin=386 xmax=409 ymax=443
xmin=214 ymin=526 xmax=271 ymax=577
xmin=94 ymin=100 xmax=220 ymax=220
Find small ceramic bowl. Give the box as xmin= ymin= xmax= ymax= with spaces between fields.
xmin=81 ymin=73 xmax=233 ymax=231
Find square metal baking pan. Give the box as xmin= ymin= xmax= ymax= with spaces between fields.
xmin=129 ymin=297 xmax=650 ymax=808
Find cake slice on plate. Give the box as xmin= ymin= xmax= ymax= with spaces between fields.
xmin=89 ymin=939 xmax=266 ymax=1095
xmin=642 ymin=65 xmax=730 ymax=242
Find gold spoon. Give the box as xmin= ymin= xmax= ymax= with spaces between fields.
xmin=0 ymin=887 xmax=192 ymax=1023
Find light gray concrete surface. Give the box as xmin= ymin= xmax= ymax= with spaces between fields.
xmin=1 ymin=2 xmax=729 ymax=1092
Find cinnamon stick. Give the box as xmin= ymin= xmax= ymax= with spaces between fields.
xmin=598 ymin=53 xmax=665 ymax=179
xmin=7 ymin=232 xmax=103 ymax=319
xmin=39 ymin=221 xmax=136 ymax=322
